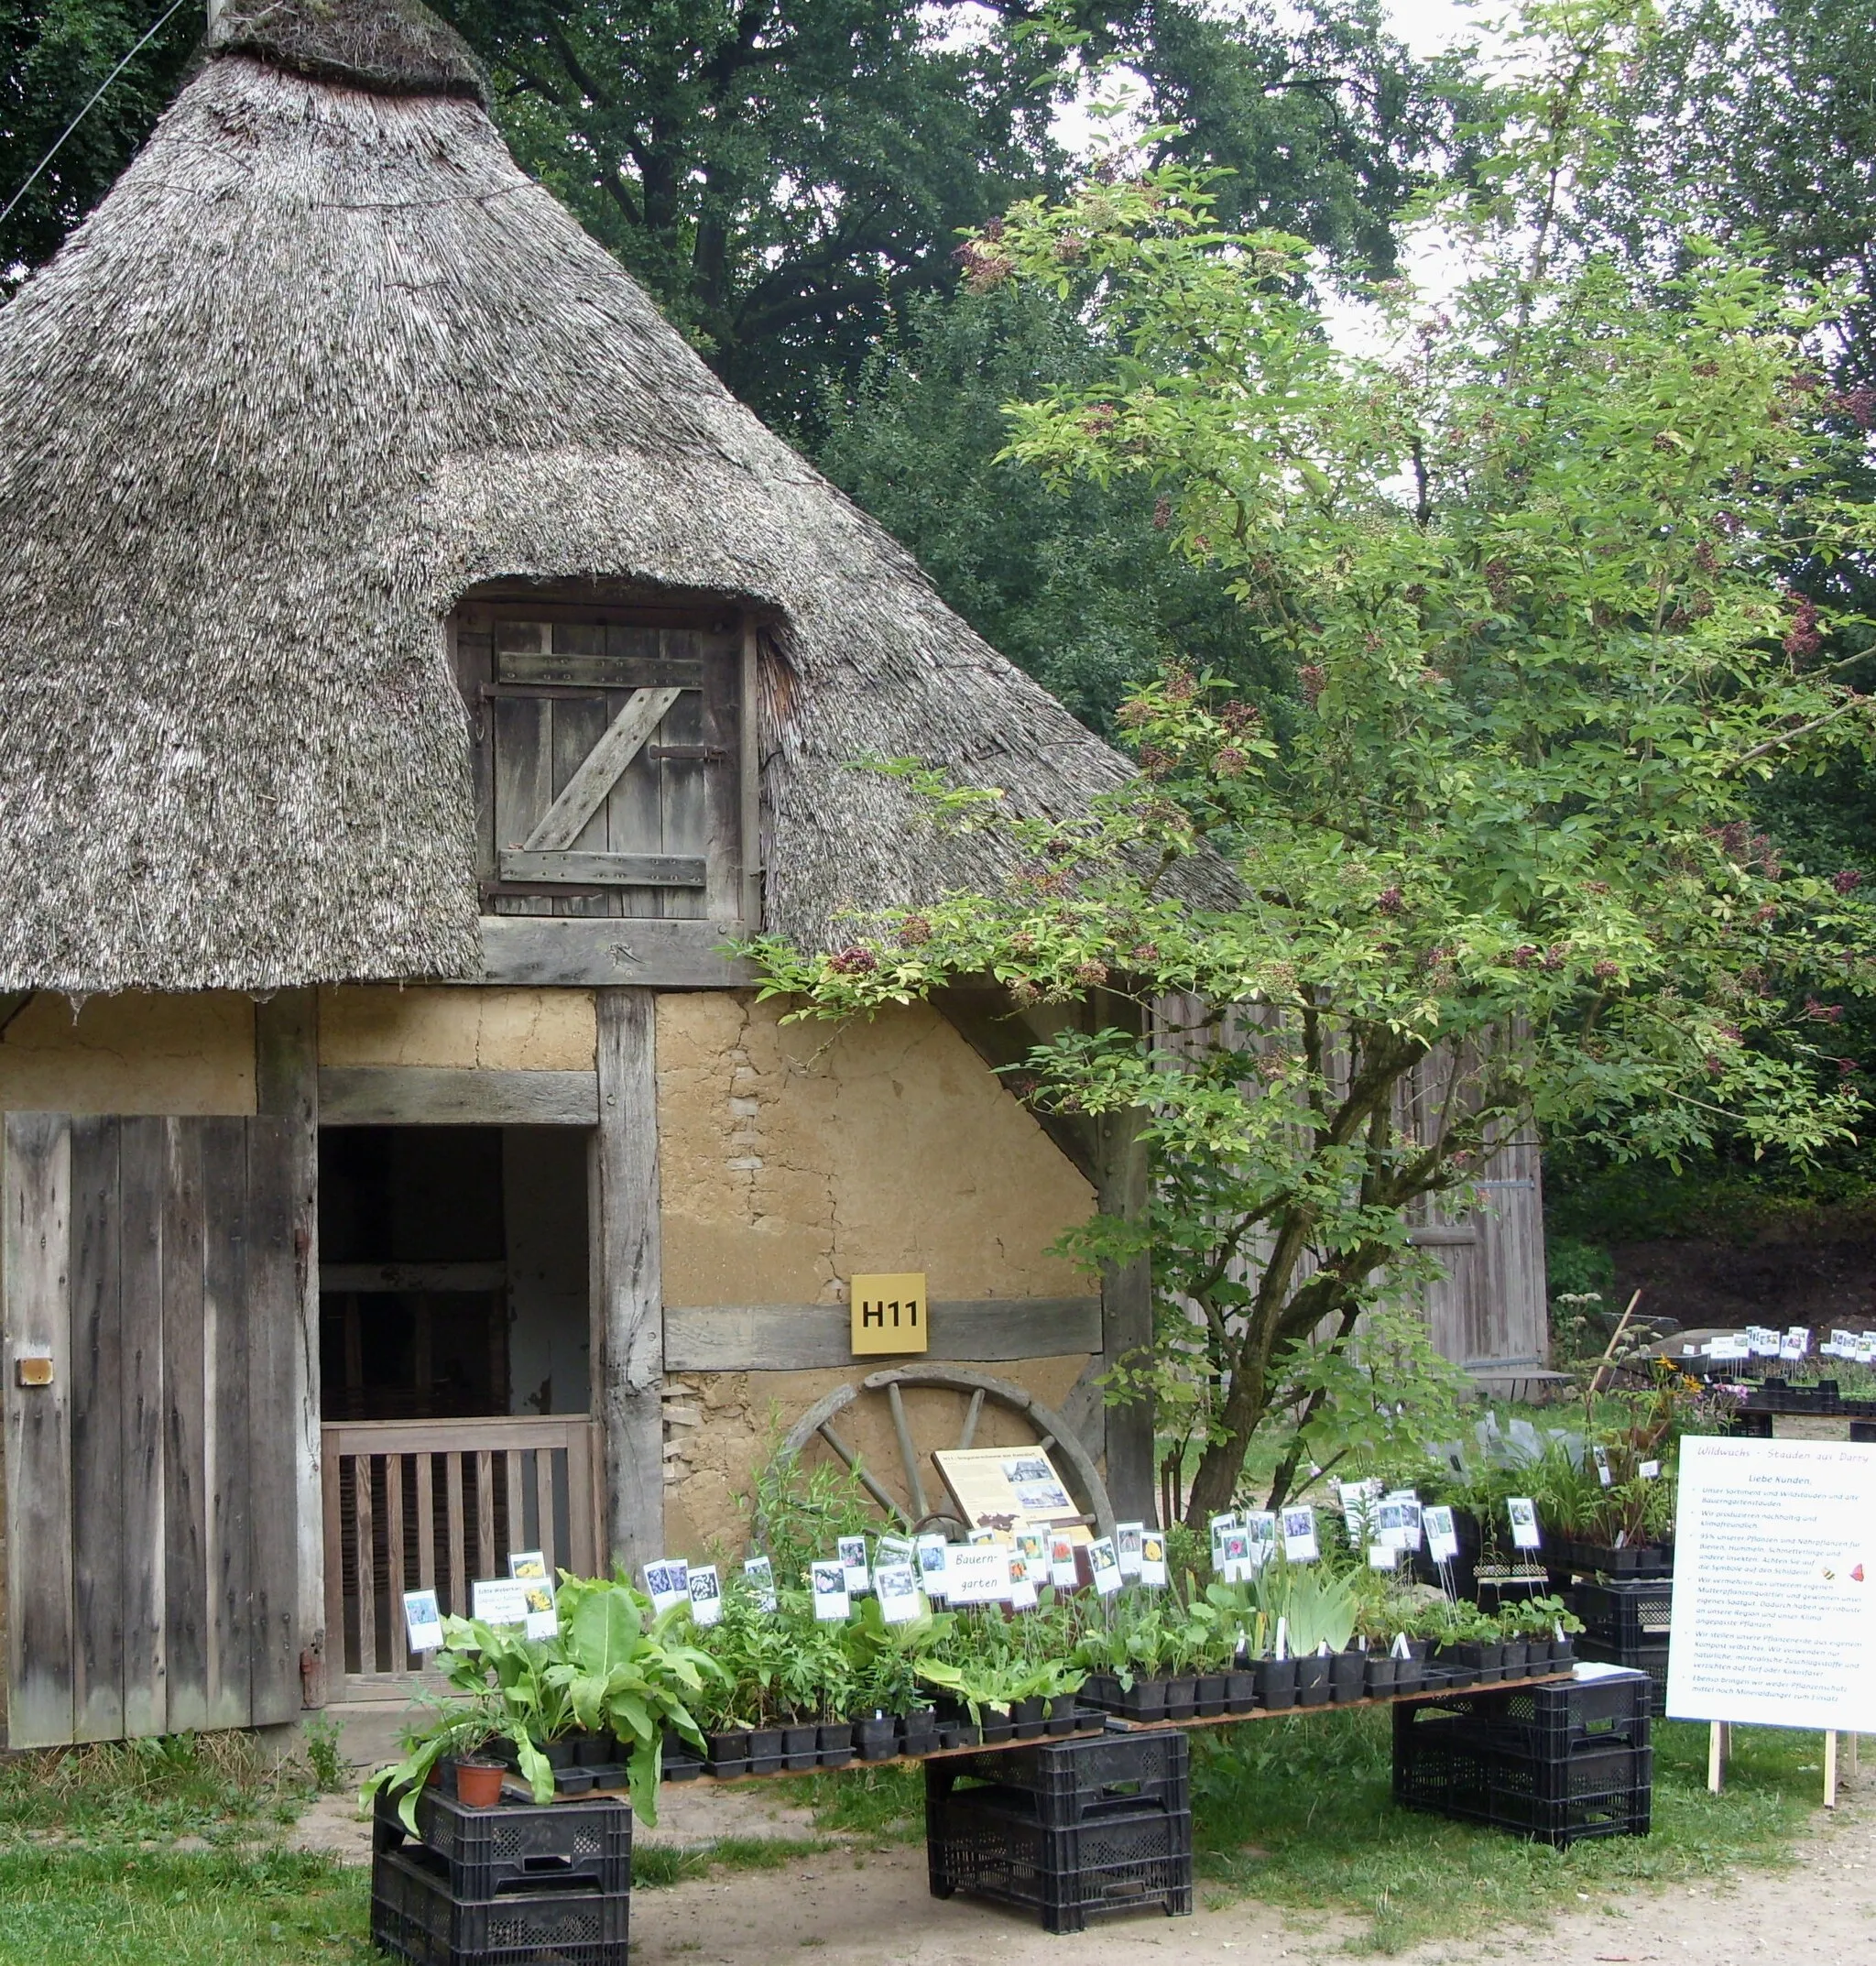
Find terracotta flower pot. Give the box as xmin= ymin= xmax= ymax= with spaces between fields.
xmin=454 ymin=1759 xmax=505 ymax=1808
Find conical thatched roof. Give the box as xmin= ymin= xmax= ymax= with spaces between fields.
xmin=0 ymin=2 xmax=1159 ymax=994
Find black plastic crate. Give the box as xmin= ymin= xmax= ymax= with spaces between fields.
xmin=1406 ymin=1670 xmax=1652 ymax=1756
xmin=1570 ymin=1578 xmax=1673 ymax=1652
xmin=926 ymin=1780 xmax=1193 ymax=1934
xmin=373 ymin=1788 xmax=631 ymax=1901
xmin=932 ymin=1731 xmax=1189 ymax=1828
xmin=1576 ymin=1639 xmax=1667 ymax=1709
xmin=371 ymin=1845 xmax=629 ymax=1966
xmin=1393 ymin=1710 xmax=1652 ymax=1847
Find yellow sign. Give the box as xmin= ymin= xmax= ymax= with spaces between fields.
xmin=849 ymin=1272 xmax=929 ymax=1355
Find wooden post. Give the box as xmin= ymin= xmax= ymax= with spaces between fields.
xmin=1825 ymin=1730 xmax=1838 ymax=1808
xmin=1587 ymin=1289 xmax=1644 ymax=1399
xmin=594 ymin=989 xmax=663 ymax=1580
xmin=1707 ymin=1720 xmax=1729 ymax=1794
xmin=255 ymin=989 xmax=322 ymax=1705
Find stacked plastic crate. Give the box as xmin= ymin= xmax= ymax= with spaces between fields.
xmin=1568 ymin=1578 xmax=1673 ymax=1707
xmin=1392 ymin=1669 xmax=1653 ymax=1848
xmin=925 ymin=1731 xmax=1194 ymax=1933
xmin=371 ymin=1786 xmax=631 ymax=1966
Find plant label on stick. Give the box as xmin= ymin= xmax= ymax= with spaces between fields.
xmin=838 ymin=1535 xmax=870 ymax=1595
xmin=1639 ymin=1458 xmax=1661 ymax=1480
xmin=943 ymin=1543 xmax=1009 ymax=1605
xmin=1222 ymin=1527 xmax=1251 ymax=1583
xmin=518 ymin=1578 xmax=558 ymax=1641
xmin=403 ymin=1589 xmax=443 ymax=1654
xmin=743 ymin=1556 xmax=778 ymax=1612
xmin=507 ymin=1549 xmax=548 ymax=1580
xmin=1140 ymin=1530 xmax=1168 ymax=1589
xmin=916 ymin=1534 xmax=950 ymax=1600
xmin=1507 ymin=1498 xmax=1542 ymax=1551
xmin=1273 ymin=1614 xmax=1289 ymax=1662
xmin=1246 ymin=1513 xmax=1278 ymax=1571
xmin=875 ymin=1561 xmax=923 ymax=1623
xmin=1007 ymin=1550 xmax=1038 ymax=1611
xmin=1049 ymin=1533 xmax=1080 ymax=1590
xmin=472 ymin=1578 xmax=530 ymax=1627
xmin=1015 ymin=1524 xmax=1049 ymax=1585
xmin=1117 ymin=1522 xmax=1144 ymax=1578
xmin=643 ymin=1559 xmax=691 ymax=1615
xmin=874 ymin=1533 xmax=915 ymax=1570
xmin=688 ymin=1565 xmax=724 ymax=1627
xmin=1386 ymin=1491 xmax=1423 ymax=1553
xmin=1423 ymin=1505 xmax=1460 ymax=1565
xmin=811 ymin=1561 xmax=850 ymax=1621
xmin=1592 ymin=1445 xmax=1613 ymax=1489
xmin=1281 ymin=1505 xmax=1319 ymax=1564
xmin=1088 ymin=1536 xmax=1123 ymax=1597
xmin=1368 ymin=1543 xmax=1394 ymax=1569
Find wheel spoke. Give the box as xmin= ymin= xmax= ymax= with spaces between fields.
xmin=818 ymin=1421 xmax=911 ymax=1524
xmin=886 ymin=1382 xmax=930 ymax=1519
xmin=958 ymin=1388 xmax=985 ymax=1450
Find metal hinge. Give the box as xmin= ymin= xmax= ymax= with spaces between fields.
xmin=647 ymin=744 xmax=728 ymax=762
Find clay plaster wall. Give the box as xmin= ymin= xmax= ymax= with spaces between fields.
xmin=0 ymin=991 xmax=256 ymax=1114
xmin=317 ymin=986 xmax=595 ymax=1070
xmin=656 ymin=992 xmax=1099 ymax=1554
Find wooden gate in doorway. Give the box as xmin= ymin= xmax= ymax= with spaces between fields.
xmin=321 ymin=1415 xmax=602 ymax=1698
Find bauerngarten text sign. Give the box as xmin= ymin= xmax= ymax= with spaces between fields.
xmin=1667 ymin=1436 xmax=1876 ymax=1734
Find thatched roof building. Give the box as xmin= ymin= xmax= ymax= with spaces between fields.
xmin=0 ymin=0 xmax=1145 ymax=994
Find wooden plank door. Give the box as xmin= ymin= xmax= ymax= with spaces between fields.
xmin=3 ymin=1114 xmax=300 ymax=1748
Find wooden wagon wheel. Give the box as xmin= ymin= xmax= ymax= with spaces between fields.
xmin=771 ymin=1364 xmax=1117 ymax=1544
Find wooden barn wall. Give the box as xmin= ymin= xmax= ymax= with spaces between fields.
xmin=654 ymin=991 xmax=1099 ymax=1555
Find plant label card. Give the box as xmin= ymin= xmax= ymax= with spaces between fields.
xmin=1507 ymin=1498 xmax=1543 ymax=1550
xmin=1015 ymin=1524 xmax=1049 ymax=1584
xmin=1116 ymin=1522 xmax=1144 ymax=1578
xmin=1748 ymin=1325 xmax=1781 ymax=1357
xmin=837 ymin=1535 xmax=871 ymax=1595
xmin=1245 ymin=1512 xmax=1278 ymax=1572
xmin=1209 ymin=1512 xmax=1240 ymax=1570
xmin=472 ymin=1578 xmax=531 ymax=1627
xmin=916 ymin=1534 xmax=951 ymax=1599
xmin=403 ymin=1589 xmax=444 ymax=1654
xmin=967 ymin=1527 xmax=1001 ymax=1545
xmin=743 ymin=1556 xmax=778 ymax=1612
xmin=1337 ymin=1483 xmax=1373 ymax=1542
xmin=1049 ymin=1533 xmax=1081 ymax=1590
xmin=643 ymin=1559 xmax=692 ymax=1614
xmin=1592 ymin=1444 xmax=1613 ymax=1488
xmin=1221 ymin=1527 xmax=1251 ymax=1583
xmin=507 ymin=1550 xmax=548 ymax=1581
xmin=1088 ymin=1536 xmax=1123 ymax=1597
xmin=688 ymin=1565 xmax=724 ymax=1627
xmin=1423 ymin=1504 xmax=1461 ymax=1565
xmin=1668 ymin=1436 xmax=1876 ymax=1731
xmin=811 ymin=1561 xmax=851 ymax=1621
xmin=875 ymin=1533 xmax=916 ymax=1570
xmin=1639 ymin=1458 xmax=1661 ymax=1480
xmin=875 ymin=1561 xmax=923 ymax=1623
xmin=1368 ymin=1543 xmax=1395 ymax=1569
xmin=1281 ymin=1506 xmax=1319 ymax=1564
xmin=1384 ymin=1490 xmax=1423 ymax=1552
xmin=516 ymin=1578 xmax=559 ymax=1641
xmin=1140 ymin=1530 xmax=1168 ymax=1589
xmin=944 ymin=1543 xmax=1011 ymax=1606
xmin=1860 ymin=1332 xmax=1876 ymax=1364
xmin=1007 ymin=1552 xmax=1038 ymax=1611
xmin=1375 ymin=1499 xmax=1408 ymax=1551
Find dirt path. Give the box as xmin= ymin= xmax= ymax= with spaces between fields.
xmin=291 ymin=1768 xmax=1876 ymax=1963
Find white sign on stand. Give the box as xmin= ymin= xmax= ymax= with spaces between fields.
xmin=1667 ymin=1437 xmax=1876 ymax=1735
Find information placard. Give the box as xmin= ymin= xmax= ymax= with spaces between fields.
xmin=1666 ymin=1436 xmax=1876 ymax=1732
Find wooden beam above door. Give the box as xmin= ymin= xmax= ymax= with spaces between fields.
xmin=317 ymin=1067 xmax=598 ymax=1127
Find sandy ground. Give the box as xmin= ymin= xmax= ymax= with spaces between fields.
xmin=293 ymin=1765 xmax=1876 ymax=1964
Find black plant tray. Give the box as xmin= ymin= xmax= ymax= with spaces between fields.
xmin=373 ymin=1787 xmax=631 ymax=1902
xmin=371 ymin=1844 xmax=629 ymax=1966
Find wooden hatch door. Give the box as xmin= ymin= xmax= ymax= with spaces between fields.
xmin=3 ymin=1115 xmax=300 ymax=1748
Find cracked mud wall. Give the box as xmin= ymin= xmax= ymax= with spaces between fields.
xmin=317 ymin=985 xmax=596 ymax=1070
xmin=656 ymin=991 xmax=1099 ymax=1555
xmin=0 ymin=991 xmax=256 ymax=1113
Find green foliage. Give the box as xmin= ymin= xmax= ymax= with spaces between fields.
xmin=745 ymin=1437 xmax=881 ymax=1589
xmin=753 ymin=0 xmax=1876 ymax=1526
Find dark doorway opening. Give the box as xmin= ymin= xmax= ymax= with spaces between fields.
xmin=318 ymin=1126 xmax=590 ymax=1421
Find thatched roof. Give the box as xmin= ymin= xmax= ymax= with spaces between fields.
xmin=0 ymin=2 xmax=1156 ymax=993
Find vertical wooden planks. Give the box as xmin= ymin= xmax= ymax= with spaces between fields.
xmin=595 ymin=989 xmax=663 ymax=1576
xmin=244 ymin=1118 xmax=301 ymax=1722
xmin=5 ymin=1113 xmax=75 ymax=1749
xmin=321 ymin=1451 xmax=346 ymax=1688
xmin=493 ymin=694 xmax=553 ymax=917
xmin=354 ymin=1454 xmax=377 ymax=1676
xmin=534 ymin=1448 xmax=555 ymax=1575
xmin=505 ymin=1448 xmax=524 ymax=1557
xmin=605 ymin=623 xmax=668 ymax=922
xmin=69 ymin=1119 xmax=125 ymax=1742
xmin=475 ymin=1449 xmax=496 ymax=1578
xmin=445 ymin=1453 xmax=466 ymax=1619
xmin=739 ymin=617 xmax=762 ymax=930
xmin=658 ymin=633 xmax=707 ymax=923
xmin=415 ymin=1454 xmax=436 ymax=1590
xmin=201 ymin=1120 xmax=251 ymax=1731
xmin=256 ymin=990 xmax=322 ymax=1705
xmin=550 ymin=683 xmax=613 ymax=922
xmin=118 ymin=1120 xmax=167 ymax=1740
xmin=702 ymin=625 xmax=744 ymax=925
xmin=385 ymin=1455 xmax=406 ymax=1670
xmin=162 ymin=1120 xmax=210 ymax=1733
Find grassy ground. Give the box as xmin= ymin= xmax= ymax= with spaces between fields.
xmin=0 ymin=1716 xmax=1827 ymax=1962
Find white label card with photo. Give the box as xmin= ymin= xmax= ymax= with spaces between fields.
xmin=916 ymin=1535 xmax=951 ymax=1599
xmin=472 ymin=1578 xmax=531 ymax=1627
xmin=1140 ymin=1531 xmax=1168 ymax=1589
xmin=403 ymin=1589 xmax=444 ymax=1654
xmin=875 ymin=1562 xmax=924 ymax=1624
xmin=1246 ymin=1513 xmax=1278 ymax=1572
xmin=643 ymin=1559 xmax=692 ymax=1615
xmin=1507 ymin=1499 xmax=1543 ymax=1551
xmin=743 ymin=1556 xmax=778 ymax=1612
xmin=507 ymin=1550 xmax=548 ymax=1581
xmin=1007 ymin=1552 xmax=1038 ymax=1611
xmin=1422 ymin=1504 xmax=1460 ymax=1565
xmin=837 ymin=1535 xmax=870 ymax=1596
xmin=1088 ymin=1536 xmax=1123 ymax=1597
xmin=1281 ymin=1505 xmax=1319 ymax=1564
xmin=1117 ymin=1523 xmax=1144 ymax=1578
xmin=1049 ymin=1534 xmax=1080 ymax=1590
xmin=811 ymin=1561 xmax=851 ymax=1622
xmin=688 ymin=1565 xmax=724 ymax=1627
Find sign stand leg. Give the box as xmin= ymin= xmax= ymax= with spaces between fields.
xmin=1849 ymin=1732 xmax=1860 ymax=1782
xmin=1707 ymin=1720 xmax=1729 ymax=1795
xmin=1825 ymin=1731 xmax=1838 ymax=1809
